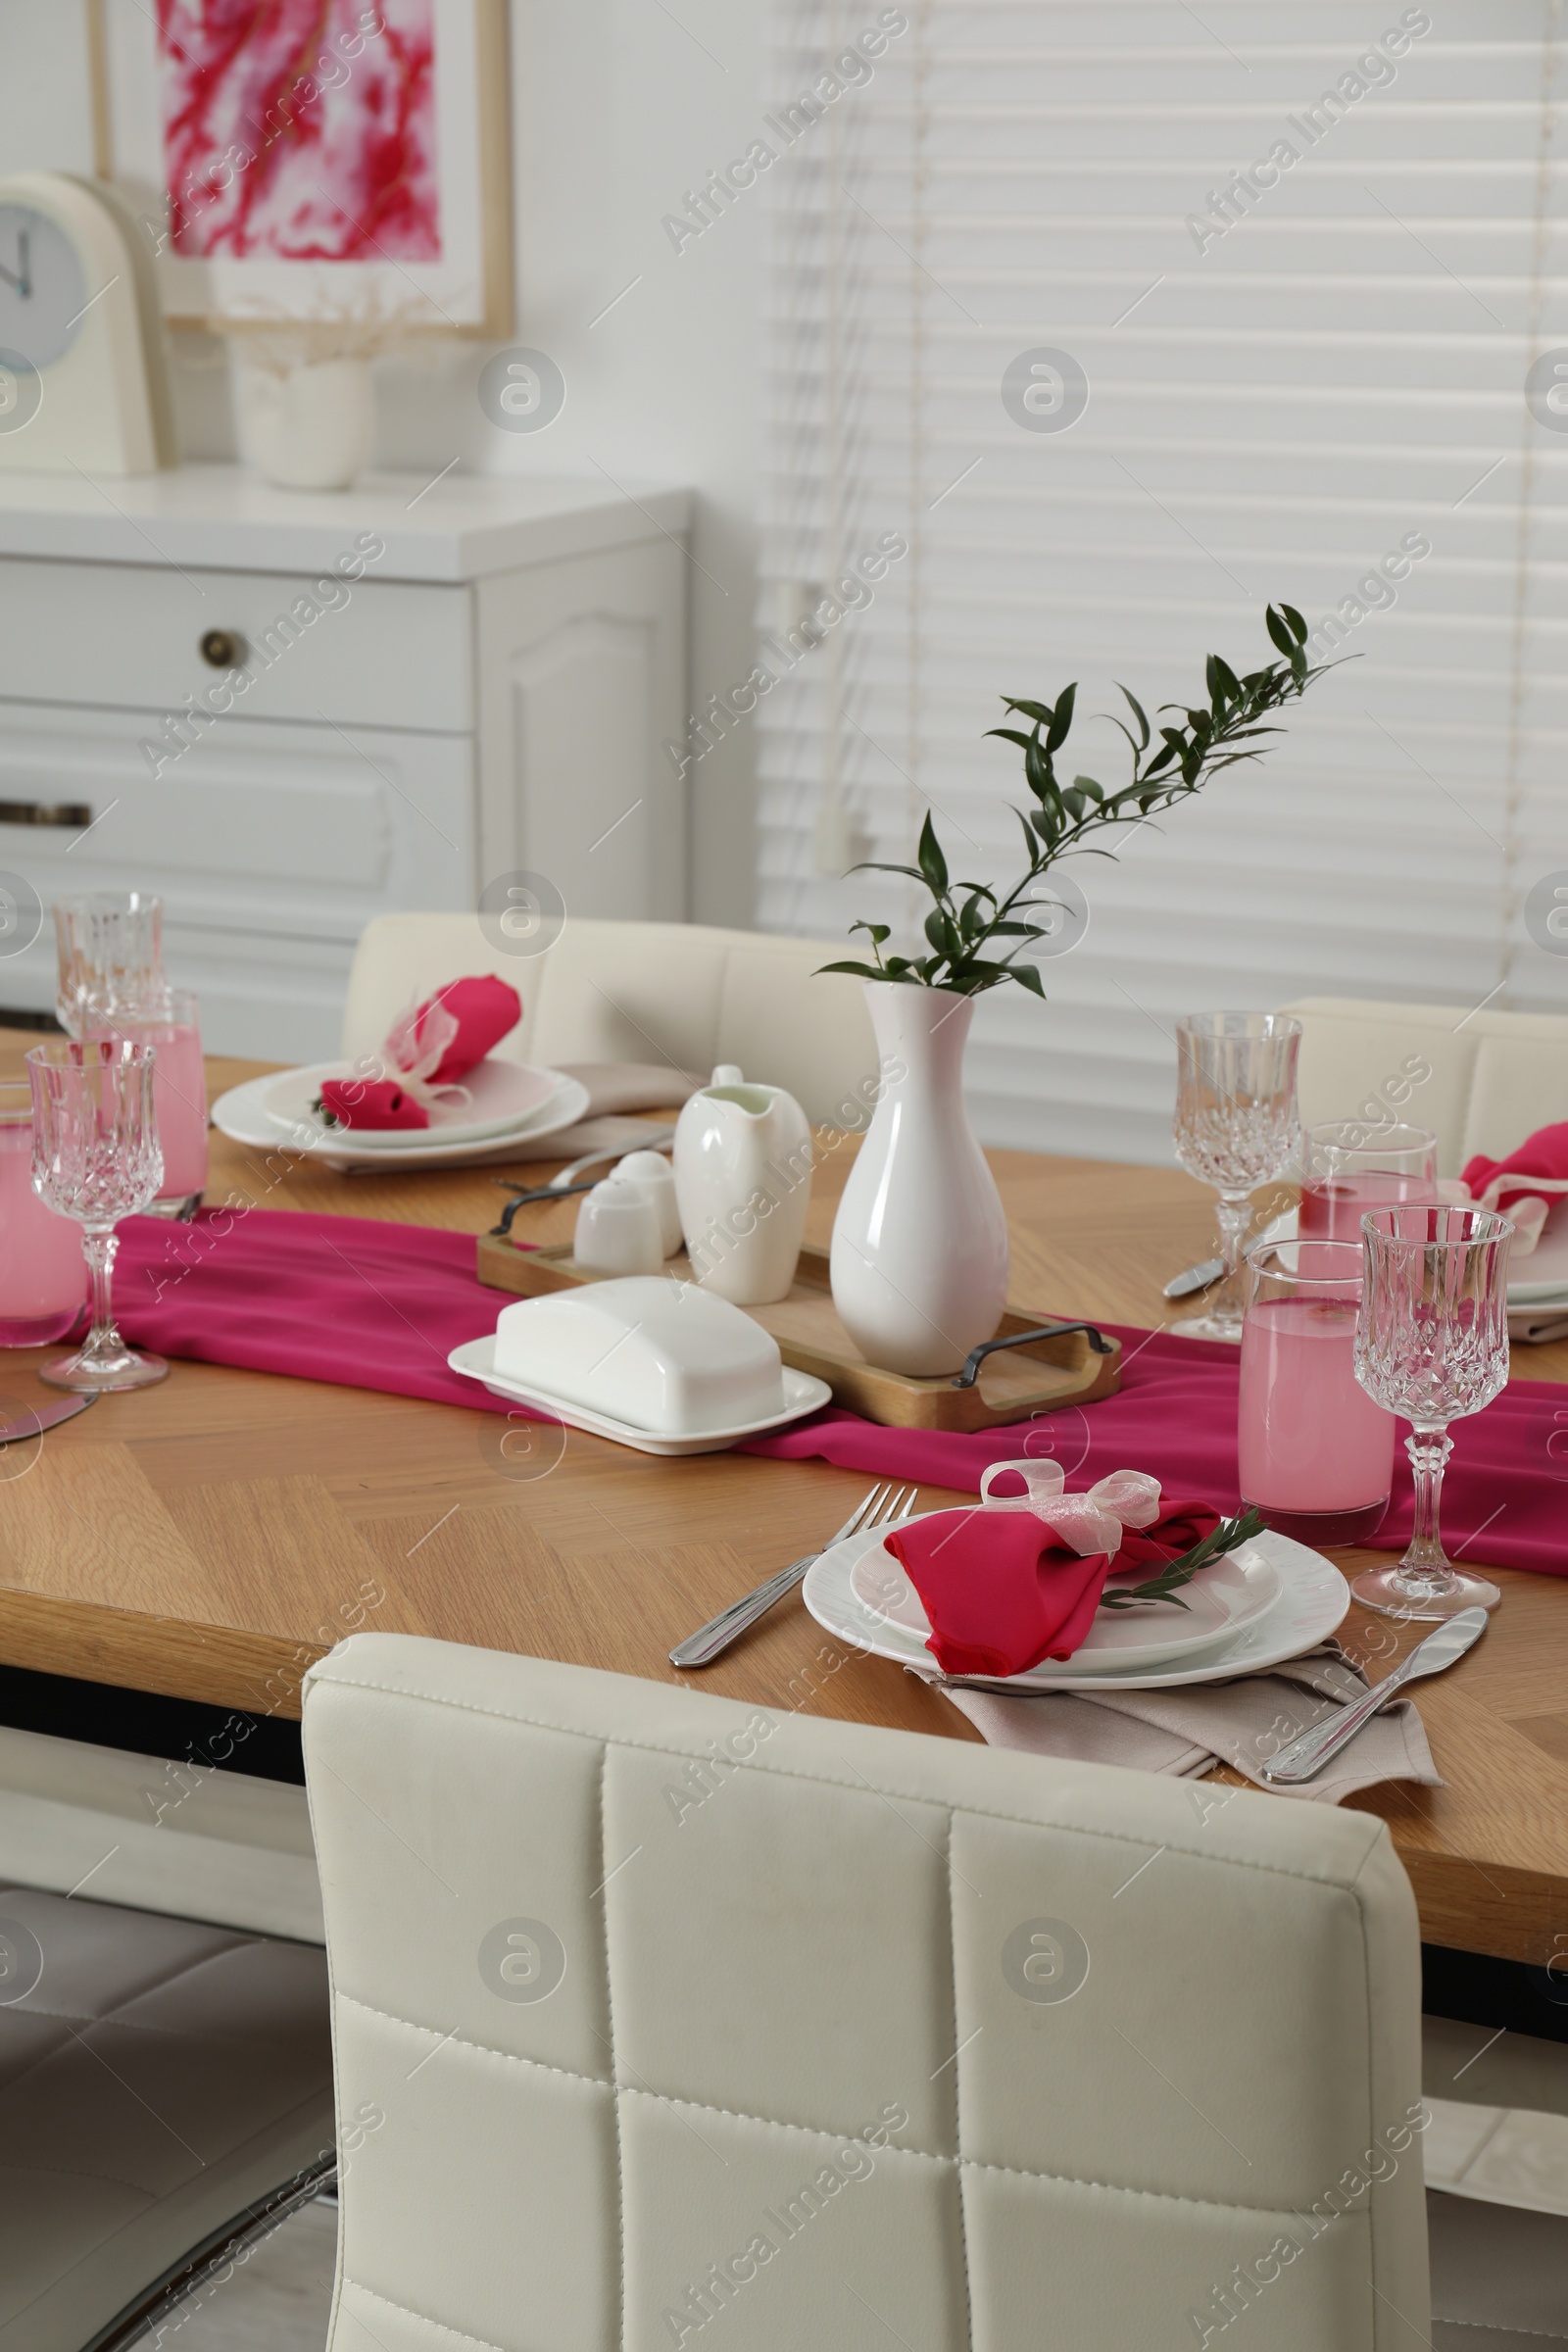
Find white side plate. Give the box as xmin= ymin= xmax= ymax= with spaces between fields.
xmin=447 ymin=1333 xmax=834 ymax=1456
xmin=262 ymin=1057 xmax=561 ymax=1148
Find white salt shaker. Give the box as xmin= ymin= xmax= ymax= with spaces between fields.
xmin=611 ymin=1151 xmax=681 ymax=1257
xmin=573 ymin=1180 xmax=663 ymax=1276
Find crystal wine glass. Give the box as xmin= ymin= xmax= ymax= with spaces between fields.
xmin=1171 ymin=1011 xmax=1301 ymax=1342
xmin=1352 ymin=1203 xmax=1512 ymax=1619
xmin=25 ymin=1039 xmax=168 ymax=1393
xmin=54 ymin=890 xmax=164 ymax=1035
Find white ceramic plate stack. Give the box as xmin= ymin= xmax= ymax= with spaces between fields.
xmin=804 ymin=1513 xmax=1350 ymax=1690
xmin=1503 ymin=1201 xmax=1568 ymax=1317
xmin=211 ymin=1058 xmax=592 ymax=1171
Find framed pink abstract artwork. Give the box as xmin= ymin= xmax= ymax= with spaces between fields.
xmin=89 ymin=0 xmax=512 ymax=334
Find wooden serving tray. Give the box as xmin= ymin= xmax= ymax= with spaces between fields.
xmin=473 ymin=1235 xmax=1121 ymax=1430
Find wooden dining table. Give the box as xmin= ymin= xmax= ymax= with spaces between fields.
xmin=1 ymin=1029 xmax=1565 ymax=1975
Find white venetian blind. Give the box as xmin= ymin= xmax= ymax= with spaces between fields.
xmin=755 ymin=0 xmax=1568 ymax=1160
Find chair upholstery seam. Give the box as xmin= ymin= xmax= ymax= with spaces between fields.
xmin=597 ymin=1740 xmax=628 ymax=2352
xmin=332 ymin=1991 xmax=1297 ymax=2215
xmin=342 ymin=2276 xmax=510 ymax=2351
xmin=306 ymin=1670 xmax=1385 ymax=1892
xmin=944 ymin=1806 xmax=975 ymax=2352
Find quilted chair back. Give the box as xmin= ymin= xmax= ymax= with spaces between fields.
xmin=303 ymin=1635 xmax=1430 ymax=2351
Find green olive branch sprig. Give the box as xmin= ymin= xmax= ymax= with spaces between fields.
xmin=1099 ymin=1506 xmax=1268 ymax=1612
xmin=819 ymin=605 xmax=1340 ymax=1000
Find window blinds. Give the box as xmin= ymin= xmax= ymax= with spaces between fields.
xmin=754 ymin=0 xmax=1568 ymax=1161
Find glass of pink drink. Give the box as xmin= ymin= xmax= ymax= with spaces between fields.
xmin=1298 ymin=1121 xmax=1438 ymax=1244
xmin=0 ymin=1084 xmax=89 ymax=1346
xmin=1239 ymin=1239 xmax=1396 ymax=1545
xmin=87 ymin=989 xmax=208 ymax=1213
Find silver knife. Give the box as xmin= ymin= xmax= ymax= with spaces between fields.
xmin=1259 ymin=1607 xmax=1489 ymax=1785
xmin=0 ymin=1383 xmax=98 ymax=1439
xmin=0 ymin=1393 xmax=97 ymax=1445
xmin=1163 ymin=1208 xmax=1298 ymax=1301
xmin=1163 ymin=1256 xmax=1223 ymax=1299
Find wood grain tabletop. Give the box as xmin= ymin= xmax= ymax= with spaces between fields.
xmin=0 ymin=1030 xmax=1564 ymax=1968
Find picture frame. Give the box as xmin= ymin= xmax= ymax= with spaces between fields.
xmin=86 ymin=0 xmax=514 ymax=338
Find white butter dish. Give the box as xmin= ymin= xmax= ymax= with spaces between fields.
xmin=491 ymin=1277 xmax=786 ymax=1435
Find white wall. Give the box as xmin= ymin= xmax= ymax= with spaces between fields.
xmin=0 ymin=0 xmax=765 ymax=925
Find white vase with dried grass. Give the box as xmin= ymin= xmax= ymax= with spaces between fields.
xmin=224 ymin=297 xmax=440 ymax=493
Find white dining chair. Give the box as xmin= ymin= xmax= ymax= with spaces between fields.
xmin=339 ymin=912 xmax=881 ymax=1128
xmin=303 ymin=1632 xmax=1434 ymax=2349
xmin=0 ymin=1878 xmax=334 ymax=2352
xmin=1281 ymin=996 xmax=1568 ymax=1177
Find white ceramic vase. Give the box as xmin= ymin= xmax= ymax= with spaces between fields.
xmin=829 ymin=983 xmax=1008 ymax=1376
xmin=234 ymin=357 xmax=374 ymax=492
xmin=673 ymin=1077 xmax=812 ymax=1305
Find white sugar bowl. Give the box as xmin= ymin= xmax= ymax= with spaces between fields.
xmin=573 ymin=1180 xmax=664 ymax=1276
xmin=610 ymin=1150 xmax=682 ymax=1258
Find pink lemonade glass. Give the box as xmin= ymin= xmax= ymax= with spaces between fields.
xmin=87 ymin=989 xmax=208 ymax=1210
xmin=0 ymin=1083 xmax=89 ymax=1346
xmin=1298 ymin=1121 xmax=1438 ymax=1242
xmin=1239 ymin=1239 xmax=1396 ymax=1545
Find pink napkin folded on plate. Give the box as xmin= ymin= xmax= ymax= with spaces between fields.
xmin=1457 ymin=1120 xmax=1568 ymax=1253
xmin=886 ymin=1494 xmax=1223 ymax=1676
xmin=320 ymin=975 xmax=522 ymax=1131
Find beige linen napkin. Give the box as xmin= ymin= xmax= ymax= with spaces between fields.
xmin=1510 ymin=1304 xmax=1568 ymax=1346
xmin=930 ymin=1642 xmax=1441 ymax=1804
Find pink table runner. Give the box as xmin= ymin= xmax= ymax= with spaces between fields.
xmin=113 ymin=1208 xmax=1568 ymax=1577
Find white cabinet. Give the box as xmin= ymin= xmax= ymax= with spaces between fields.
xmin=0 ymin=467 xmax=690 ymax=1058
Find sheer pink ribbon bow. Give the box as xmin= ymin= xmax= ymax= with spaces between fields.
xmin=375 ymin=1000 xmax=473 ymax=1115
xmin=977 ymin=1459 xmax=1163 ymax=1557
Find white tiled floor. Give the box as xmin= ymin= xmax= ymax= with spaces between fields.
xmin=140 ymin=2198 xmax=336 ymax=2352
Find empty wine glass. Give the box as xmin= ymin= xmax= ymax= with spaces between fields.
xmin=26 ymin=1040 xmax=168 ymax=1393
xmin=1352 ymin=1203 xmax=1512 ymax=1620
xmin=1171 ymin=1012 xmax=1301 ymax=1342
xmin=54 ymin=891 xmax=164 ymax=1035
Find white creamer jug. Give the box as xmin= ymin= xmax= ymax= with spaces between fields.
xmin=673 ymin=1070 xmax=812 ymax=1304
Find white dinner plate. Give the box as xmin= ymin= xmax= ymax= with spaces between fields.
xmin=848 ymin=1521 xmax=1284 ymax=1675
xmin=805 ymin=1521 xmax=1349 ymax=1690
xmin=447 ymin=1333 xmax=834 ymax=1456
xmin=212 ymin=1069 xmax=591 ymax=1170
xmin=1504 ymin=1200 xmax=1568 ymax=1303
xmin=262 ymin=1057 xmax=563 ymax=1149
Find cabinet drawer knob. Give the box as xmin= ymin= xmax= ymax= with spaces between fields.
xmin=200 ymin=627 xmax=247 ymax=669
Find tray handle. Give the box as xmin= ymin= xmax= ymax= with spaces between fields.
xmin=951 ymin=1320 xmax=1115 ymax=1391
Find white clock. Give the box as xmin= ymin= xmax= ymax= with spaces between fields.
xmin=0 ymin=172 xmax=174 ymax=475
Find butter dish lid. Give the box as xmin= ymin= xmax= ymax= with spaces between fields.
xmin=493 ymin=1277 xmax=784 ymax=1435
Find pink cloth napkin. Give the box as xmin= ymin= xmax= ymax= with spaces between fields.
xmin=886 ymin=1495 xmax=1223 ymax=1676
xmin=1458 ymin=1120 xmax=1568 ymax=1254
xmin=320 ymin=975 xmax=522 ymax=1131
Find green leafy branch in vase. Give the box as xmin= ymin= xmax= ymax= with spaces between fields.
xmin=818 ymin=605 xmax=1335 ymax=998
xmin=1099 ymin=1507 xmax=1267 ymax=1612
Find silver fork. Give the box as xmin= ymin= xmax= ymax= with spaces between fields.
xmin=669 ymin=1481 xmax=917 ymax=1669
